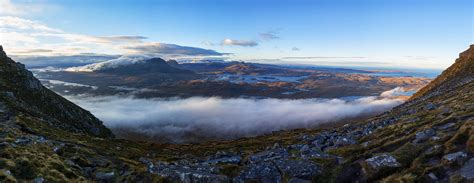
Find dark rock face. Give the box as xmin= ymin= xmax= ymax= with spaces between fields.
xmin=0 ymin=46 xmax=112 ymax=137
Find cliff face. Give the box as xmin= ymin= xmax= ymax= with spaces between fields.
xmin=0 ymin=46 xmax=112 ymax=138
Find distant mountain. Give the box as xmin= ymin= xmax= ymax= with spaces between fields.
xmin=66 ymin=57 xmax=194 ymax=75
xmin=166 ymin=59 xmax=180 ymax=68
xmin=97 ymin=58 xmax=195 ymax=75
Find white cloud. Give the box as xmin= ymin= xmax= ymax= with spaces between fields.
xmin=0 ymin=16 xmax=61 ymax=32
xmin=65 ymin=92 xmax=404 ymax=143
xmin=0 ymin=0 xmax=22 ymax=15
xmin=0 ymin=0 xmax=50 ymax=16
xmin=221 ymin=38 xmax=258 ymax=47
xmin=259 ymin=31 xmax=280 ymax=41
xmin=0 ymin=16 xmax=225 ymax=57
xmin=121 ymin=42 xmax=226 ymax=56
xmin=292 ymin=47 xmax=300 ymax=51
xmin=65 ymin=55 xmax=151 ymax=72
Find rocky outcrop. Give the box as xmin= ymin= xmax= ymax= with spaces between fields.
xmin=0 ymin=46 xmax=112 ymax=137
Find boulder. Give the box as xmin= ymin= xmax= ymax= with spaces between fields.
xmin=94 ymin=171 xmax=115 ymax=182
xmin=413 ymin=129 xmax=436 ymax=143
xmin=365 ymin=154 xmax=401 ymax=169
xmin=442 ymin=151 xmax=467 ymax=164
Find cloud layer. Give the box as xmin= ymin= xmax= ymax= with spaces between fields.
xmin=65 ymin=94 xmax=404 ymax=143
xmin=122 ymin=42 xmax=226 ymax=56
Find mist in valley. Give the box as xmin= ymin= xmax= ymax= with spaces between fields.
xmin=65 ymin=89 xmax=405 ymax=143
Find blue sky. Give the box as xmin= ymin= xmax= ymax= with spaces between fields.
xmin=0 ymin=0 xmax=472 ymax=69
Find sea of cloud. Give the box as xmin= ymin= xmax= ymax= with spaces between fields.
xmin=65 ymin=89 xmax=405 ymax=143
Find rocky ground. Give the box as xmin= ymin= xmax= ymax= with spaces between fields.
xmin=0 ymin=45 xmax=473 ymax=183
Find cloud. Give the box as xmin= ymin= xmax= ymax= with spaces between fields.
xmin=12 ymin=54 xmax=119 ymax=68
xmin=0 ymin=0 xmax=46 ymax=15
xmin=96 ymin=36 xmax=147 ymax=43
xmin=1 ymin=16 xmax=226 ymax=58
xmin=380 ymin=87 xmax=415 ymax=98
xmin=64 ymin=55 xmax=152 ymax=72
xmin=0 ymin=0 xmax=22 ymax=15
xmin=64 ymin=92 xmax=404 ymax=143
xmin=259 ymin=31 xmax=280 ymax=41
xmin=10 ymin=49 xmax=53 ymax=54
xmin=0 ymin=16 xmax=61 ymax=32
xmin=221 ymin=38 xmax=258 ymax=47
xmin=202 ymin=41 xmax=215 ymax=46
xmin=292 ymin=47 xmax=300 ymax=51
xmin=122 ymin=42 xmax=226 ymax=56
xmin=60 ymin=35 xmax=147 ymax=44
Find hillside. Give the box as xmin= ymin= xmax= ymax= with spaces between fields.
xmin=412 ymin=45 xmax=474 ymax=99
xmin=0 ymin=45 xmax=473 ymax=182
xmin=0 ymin=46 xmax=112 ymax=138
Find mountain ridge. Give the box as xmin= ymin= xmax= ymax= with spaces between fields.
xmin=412 ymin=44 xmax=474 ymax=99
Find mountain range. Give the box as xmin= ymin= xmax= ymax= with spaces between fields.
xmin=0 ymin=45 xmax=472 ymax=182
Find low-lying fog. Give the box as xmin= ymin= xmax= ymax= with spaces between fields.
xmin=65 ymin=89 xmax=406 ymax=143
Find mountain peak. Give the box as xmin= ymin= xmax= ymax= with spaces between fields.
xmin=0 ymin=45 xmax=8 ymax=59
xmin=459 ymin=44 xmax=474 ymax=60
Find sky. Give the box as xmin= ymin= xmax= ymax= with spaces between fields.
xmin=0 ymin=0 xmax=472 ymax=69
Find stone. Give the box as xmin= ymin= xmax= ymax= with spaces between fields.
xmin=413 ymin=129 xmax=436 ymax=143
xmin=94 ymin=171 xmax=115 ymax=182
xmin=333 ymin=137 xmax=356 ymax=147
xmin=459 ymin=158 xmax=474 ymax=180
xmin=365 ymin=154 xmax=401 ymax=169
xmin=442 ymin=151 xmax=467 ymax=163
xmin=248 ymin=148 xmax=289 ymax=164
xmin=14 ymin=137 xmax=32 ymax=145
xmin=33 ymin=177 xmax=45 ymax=183
xmin=424 ymin=103 xmax=437 ymax=110
xmin=203 ymin=155 xmax=241 ymax=165
xmin=427 ymin=172 xmax=438 ymax=180
xmin=438 ymin=122 xmax=456 ymax=130
xmin=151 ymin=161 xmax=228 ymax=182
xmin=233 ymin=162 xmax=281 ymax=183
xmin=274 ymin=160 xmax=322 ymax=180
